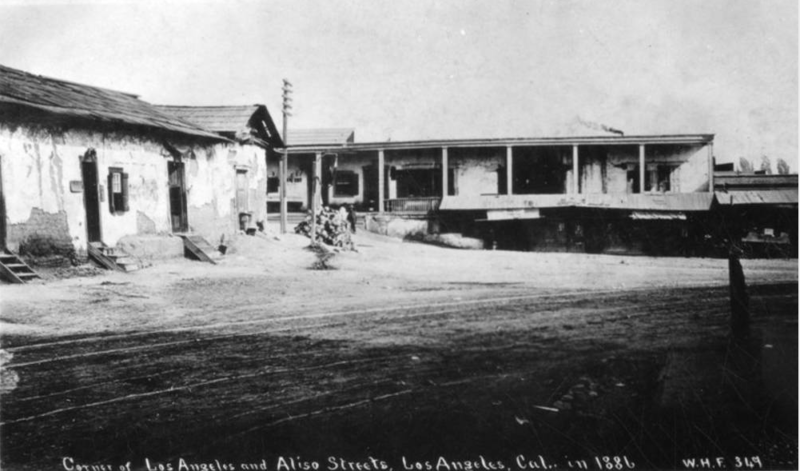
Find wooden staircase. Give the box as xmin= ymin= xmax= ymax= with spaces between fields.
xmin=88 ymin=242 xmax=140 ymax=272
xmin=179 ymin=234 xmax=219 ymax=264
xmin=0 ymin=251 xmax=41 ymax=283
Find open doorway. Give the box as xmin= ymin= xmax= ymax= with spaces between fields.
xmin=80 ymin=149 xmax=102 ymax=243
xmin=168 ymin=160 xmax=188 ymax=233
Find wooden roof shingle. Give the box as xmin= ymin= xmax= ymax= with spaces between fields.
xmin=155 ymin=105 xmax=284 ymax=148
xmin=0 ymin=64 xmax=225 ymax=141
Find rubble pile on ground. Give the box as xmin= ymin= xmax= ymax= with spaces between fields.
xmin=294 ymin=207 xmax=354 ymax=250
xmin=53 ymin=264 xmax=106 ymax=279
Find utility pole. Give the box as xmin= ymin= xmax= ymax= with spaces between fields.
xmin=280 ymin=79 xmax=293 ymax=234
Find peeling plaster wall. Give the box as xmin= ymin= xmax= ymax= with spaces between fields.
xmin=450 ymin=149 xmax=504 ymax=196
xmin=0 ymin=124 xmax=173 ymax=251
xmin=580 ymin=154 xmax=605 ymax=194
xmin=604 ymin=144 xmax=710 ymax=194
xmin=100 ymin=137 xmax=173 ymax=247
xmin=1 ymin=123 xmax=260 ymax=253
xmin=186 ymin=143 xmax=267 ymax=243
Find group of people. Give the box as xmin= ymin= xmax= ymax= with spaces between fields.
xmin=337 ymin=204 xmax=358 ymax=233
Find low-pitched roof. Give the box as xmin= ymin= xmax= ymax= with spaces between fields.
xmin=287 ymin=128 xmax=354 ymax=147
xmin=715 ymin=190 xmax=798 ymax=206
xmin=440 ymin=193 xmax=716 ymax=212
xmin=713 ymin=173 xmax=798 ymax=191
xmin=155 ymin=105 xmax=283 ymax=147
xmin=0 ymin=64 xmax=224 ymax=140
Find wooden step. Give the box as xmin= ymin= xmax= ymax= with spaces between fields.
xmin=180 ymin=235 xmax=218 ymax=264
xmin=0 ymin=251 xmax=41 ymax=283
xmin=88 ymin=242 xmax=139 ymax=272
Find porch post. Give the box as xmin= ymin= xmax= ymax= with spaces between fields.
xmin=378 ymin=149 xmax=385 ymax=213
xmin=707 ymin=142 xmax=715 ymax=192
xmin=572 ymin=145 xmax=579 ymax=194
xmin=442 ymin=147 xmax=449 ymax=197
xmin=280 ymin=152 xmax=288 ymax=234
xmin=506 ymin=146 xmax=513 ymax=195
xmin=639 ymin=144 xmax=646 ymax=193
xmin=311 ymin=151 xmax=322 ymax=243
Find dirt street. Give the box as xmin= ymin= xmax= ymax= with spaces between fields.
xmin=0 ymin=232 xmax=797 ymax=471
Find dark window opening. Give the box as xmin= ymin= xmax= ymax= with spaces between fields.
xmin=627 ymin=165 xmax=640 ymax=194
xmin=107 ymin=167 xmax=129 ymax=214
xmin=512 ymin=147 xmax=569 ymax=194
xmin=333 ymin=170 xmax=359 ymax=197
xmin=497 ymin=165 xmax=507 ymax=194
xmin=267 ymin=177 xmax=280 ymax=193
xmin=643 ymin=165 xmax=675 ymax=192
xmin=396 ymin=168 xmax=442 ymax=198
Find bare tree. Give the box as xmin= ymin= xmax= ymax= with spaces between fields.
xmin=760 ymin=155 xmax=772 ymax=174
xmin=776 ymin=158 xmax=791 ymax=175
xmin=738 ymin=157 xmax=754 ymax=173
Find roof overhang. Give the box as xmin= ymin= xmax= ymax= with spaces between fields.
xmin=282 ymin=134 xmax=713 ymax=155
xmin=440 ymin=193 xmax=716 ymax=212
xmin=714 ymin=190 xmax=798 ymax=206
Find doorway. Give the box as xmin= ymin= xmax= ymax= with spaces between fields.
xmin=80 ymin=149 xmax=102 ymax=243
xmin=168 ymin=161 xmax=188 ymax=233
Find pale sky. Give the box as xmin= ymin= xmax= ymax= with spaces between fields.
xmin=0 ymin=0 xmax=797 ymax=170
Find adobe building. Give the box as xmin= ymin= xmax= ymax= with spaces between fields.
xmin=0 ymin=65 xmax=282 ymax=271
xmin=282 ymin=131 xmax=732 ymax=255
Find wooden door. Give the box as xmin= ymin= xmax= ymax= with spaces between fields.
xmin=81 ymin=150 xmax=102 ymax=242
xmin=235 ymin=169 xmax=249 ymax=213
xmin=168 ymin=161 xmax=188 ymax=233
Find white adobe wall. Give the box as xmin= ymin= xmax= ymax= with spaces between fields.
xmin=1 ymin=123 xmax=258 ymax=253
xmin=580 ymin=154 xmax=605 ymax=194
xmin=0 ymin=125 xmax=173 ymax=252
xmin=186 ymin=142 xmax=267 ymax=242
xmin=450 ymin=149 xmax=504 ymax=196
xmin=605 ymin=144 xmax=710 ymax=194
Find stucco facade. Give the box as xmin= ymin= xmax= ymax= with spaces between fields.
xmin=1 ymin=123 xmax=266 ymax=254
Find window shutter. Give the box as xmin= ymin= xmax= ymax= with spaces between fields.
xmin=121 ymin=172 xmax=130 ymax=211
xmin=108 ymin=172 xmax=116 ymax=213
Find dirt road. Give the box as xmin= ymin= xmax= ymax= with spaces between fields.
xmin=0 ymin=232 xmax=797 ymax=470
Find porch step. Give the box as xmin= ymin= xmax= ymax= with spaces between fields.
xmin=179 ymin=235 xmax=219 ymax=264
xmin=0 ymin=251 xmax=41 ymax=284
xmin=88 ymin=242 xmax=140 ymax=272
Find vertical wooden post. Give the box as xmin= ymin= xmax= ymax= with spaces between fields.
xmin=506 ymin=146 xmax=513 ymax=195
xmin=639 ymin=144 xmax=646 ymax=193
xmin=708 ymin=141 xmax=715 ymax=192
xmin=729 ymin=249 xmax=749 ymax=335
xmin=572 ymin=145 xmax=579 ymax=194
xmin=378 ymin=149 xmax=385 ymax=214
xmin=311 ymin=152 xmax=322 ymax=243
xmin=442 ymin=147 xmax=449 ymax=197
xmin=280 ymin=152 xmax=288 ymax=233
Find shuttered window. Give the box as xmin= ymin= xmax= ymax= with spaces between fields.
xmin=107 ymin=167 xmax=129 ymax=214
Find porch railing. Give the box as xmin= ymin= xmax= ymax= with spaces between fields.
xmin=384 ymin=197 xmax=441 ymax=213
